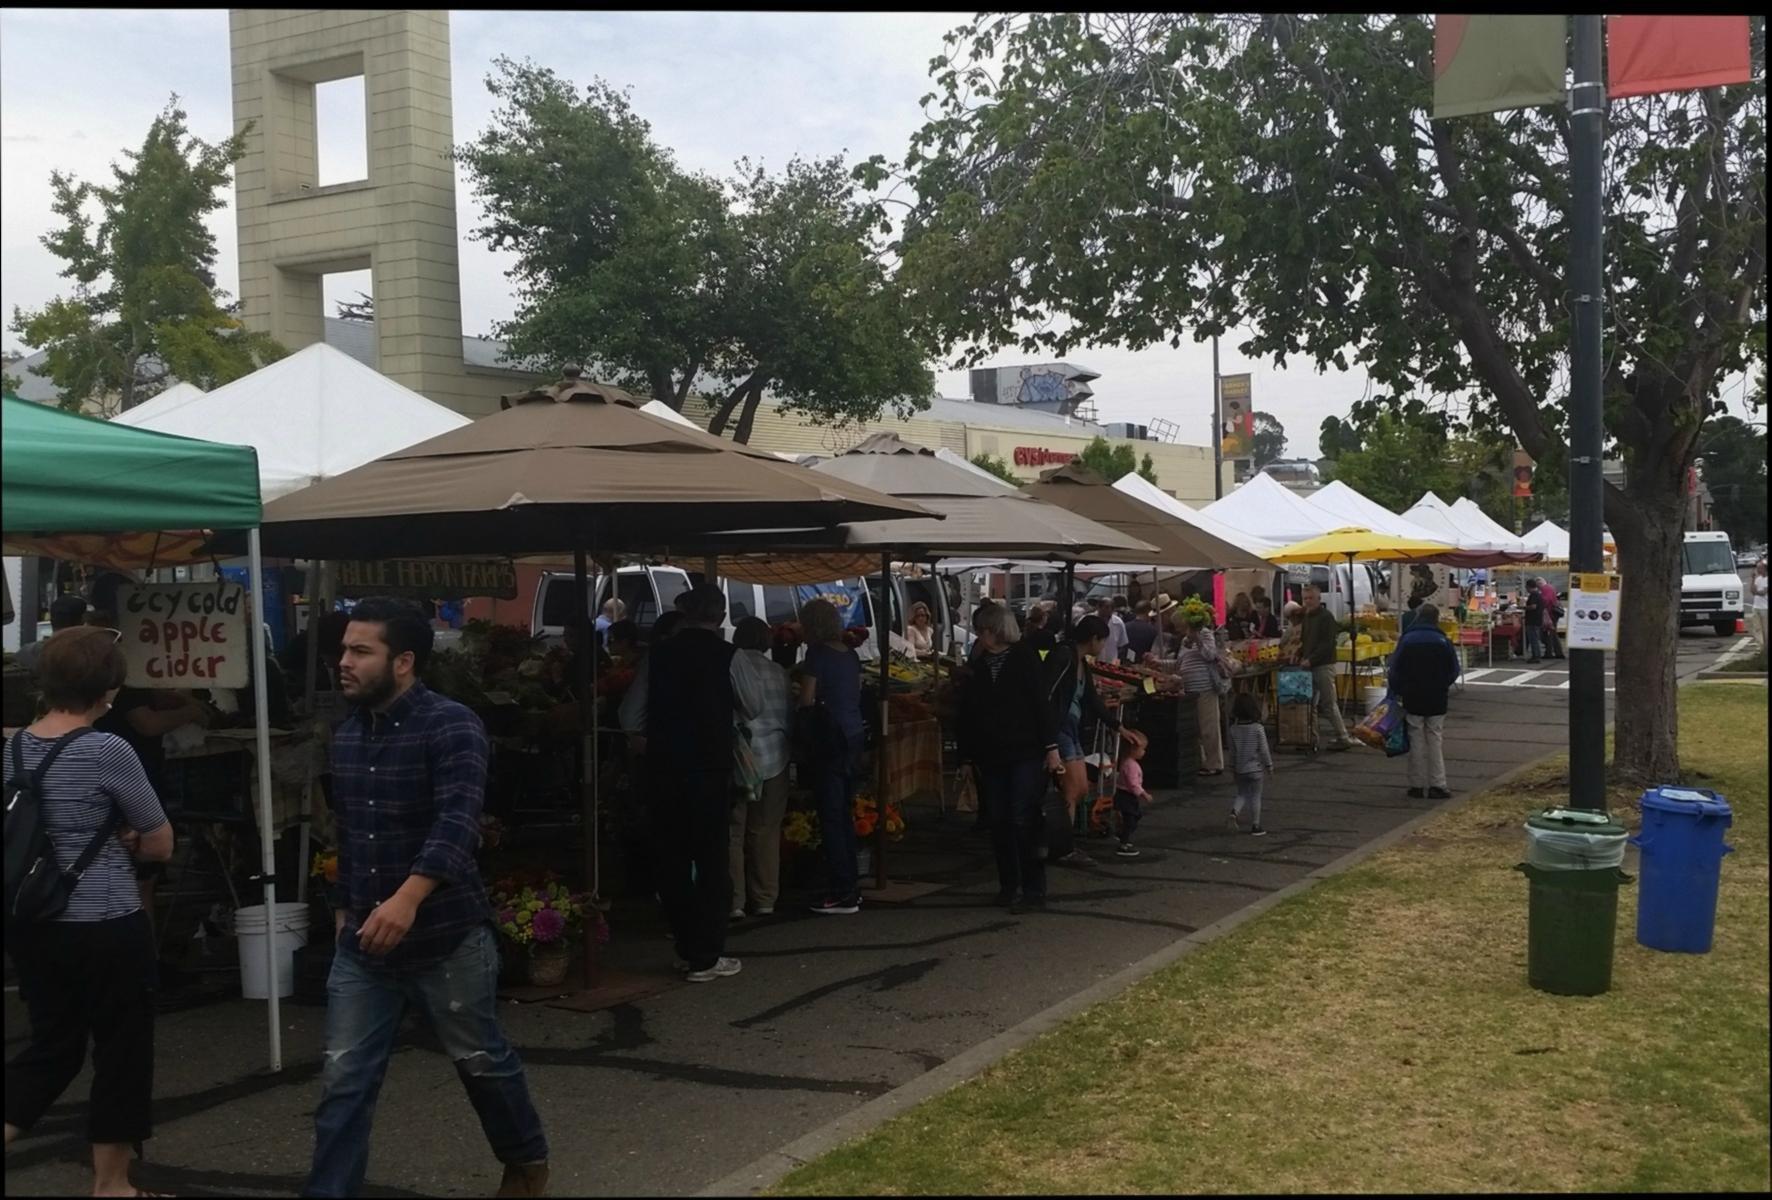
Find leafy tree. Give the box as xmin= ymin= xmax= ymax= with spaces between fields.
xmin=1697 ymin=415 xmax=1768 ymax=547
xmin=1077 ymin=436 xmax=1158 ymax=485
xmin=1251 ymin=411 xmax=1287 ymax=468
xmin=969 ymin=452 xmax=1021 ymax=483
xmin=457 ymin=58 xmax=933 ymax=443
xmin=10 ymin=98 xmax=284 ymax=415
xmin=335 ymin=291 xmax=374 ymax=322
xmin=880 ymin=14 xmax=1765 ymax=782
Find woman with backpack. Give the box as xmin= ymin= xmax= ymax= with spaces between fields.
xmin=4 ymin=626 xmax=175 ymax=1198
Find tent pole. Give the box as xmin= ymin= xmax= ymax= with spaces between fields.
xmin=249 ymin=529 xmax=283 ymax=1073
xmin=297 ymin=558 xmax=326 ymax=905
xmin=573 ymin=546 xmax=599 ymax=990
xmin=874 ymin=551 xmax=891 ymax=891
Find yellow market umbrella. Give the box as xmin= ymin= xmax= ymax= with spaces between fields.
xmin=1261 ymin=527 xmax=1459 ymax=719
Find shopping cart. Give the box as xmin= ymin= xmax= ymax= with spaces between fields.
xmin=1274 ymin=667 xmax=1319 ymax=755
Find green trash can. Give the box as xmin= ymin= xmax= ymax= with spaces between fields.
xmin=1519 ymin=809 xmax=1631 ymax=997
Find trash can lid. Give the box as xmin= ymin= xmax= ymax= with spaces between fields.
xmin=1526 ymin=807 xmax=1628 ymax=837
xmin=1640 ymin=787 xmax=1732 ymax=820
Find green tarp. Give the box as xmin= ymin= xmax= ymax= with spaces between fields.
xmin=2 ymin=394 xmax=262 ymax=533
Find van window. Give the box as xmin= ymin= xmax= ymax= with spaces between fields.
xmin=617 ymin=573 xmax=657 ymax=628
xmin=1683 ymin=540 xmax=1735 ymax=576
xmin=540 ymin=576 xmax=580 ymax=629
xmin=762 ymin=585 xmax=799 ymax=624
xmin=724 ymin=581 xmax=753 ymax=623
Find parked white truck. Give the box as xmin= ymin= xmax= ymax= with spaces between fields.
xmin=1680 ymin=530 xmax=1744 ymax=637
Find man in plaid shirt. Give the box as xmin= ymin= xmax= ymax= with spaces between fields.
xmin=305 ymin=598 xmax=549 ymax=1198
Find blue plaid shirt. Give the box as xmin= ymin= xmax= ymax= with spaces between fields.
xmin=332 ymin=681 xmax=491 ymax=969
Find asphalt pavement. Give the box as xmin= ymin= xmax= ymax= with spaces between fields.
xmin=1 ymin=631 xmax=1744 ymax=1198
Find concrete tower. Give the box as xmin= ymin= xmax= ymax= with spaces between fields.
xmin=229 ymin=9 xmax=515 ymax=415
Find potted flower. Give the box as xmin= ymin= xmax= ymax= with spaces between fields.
xmin=770 ymin=621 xmax=803 ymax=668
xmin=489 ymin=874 xmax=602 ymax=987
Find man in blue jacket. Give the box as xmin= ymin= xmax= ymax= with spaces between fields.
xmin=1387 ymin=602 xmax=1461 ymax=800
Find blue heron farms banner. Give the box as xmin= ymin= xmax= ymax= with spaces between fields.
xmin=794 ymin=580 xmax=871 ymax=629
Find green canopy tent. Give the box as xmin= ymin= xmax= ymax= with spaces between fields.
xmin=1 ymin=395 xmax=291 ymax=1072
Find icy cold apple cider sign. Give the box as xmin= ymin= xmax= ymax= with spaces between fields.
xmin=117 ymin=582 xmax=249 ymax=688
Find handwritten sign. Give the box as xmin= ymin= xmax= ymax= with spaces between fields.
xmin=118 ymin=582 xmax=248 ymax=688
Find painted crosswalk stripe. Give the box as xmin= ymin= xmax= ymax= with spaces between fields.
xmin=1510 ymin=670 xmax=1547 ymax=686
xmin=1462 ymin=668 xmax=1496 ymax=682
xmin=1558 ymin=679 xmax=1571 ymax=689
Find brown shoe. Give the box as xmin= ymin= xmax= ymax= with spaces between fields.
xmin=495 ymin=1161 xmax=550 ymax=1197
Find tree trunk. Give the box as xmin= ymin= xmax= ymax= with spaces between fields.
xmin=1606 ymin=472 xmax=1686 ymax=786
xmin=706 ymin=368 xmax=767 ymax=438
xmin=731 ymin=380 xmax=767 ymax=445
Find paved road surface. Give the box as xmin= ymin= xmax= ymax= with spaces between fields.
xmin=1 ymin=633 xmax=1741 ymax=1198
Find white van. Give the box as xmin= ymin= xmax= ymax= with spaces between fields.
xmin=532 ymin=565 xmax=694 ymax=642
xmin=1680 ymin=530 xmax=1744 ymax=636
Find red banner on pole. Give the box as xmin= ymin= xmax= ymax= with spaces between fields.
xmin=1607 ymin=15 xmax=1752 ymax=99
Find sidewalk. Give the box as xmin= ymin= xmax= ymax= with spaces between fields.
xmin=0 ymin=672 xmax=1652 ymax=1197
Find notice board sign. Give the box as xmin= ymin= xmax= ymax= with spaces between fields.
xmin=1566 ymin=572 xmax=1622 ymax=651
xmin=334 ymin=559 xmax=519 ymax=600
xmin=117 ymin=582 xmax=249 ymax=688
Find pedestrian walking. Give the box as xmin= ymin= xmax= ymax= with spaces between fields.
xmin=1388 ymin=602 xmax=1461 ymax=801
xmin=1522 ymin=579 xmax=1545 ymax=662
xmin=1539 ymin=578 xmax=1565 ymax=659
xmin=1112 ymin=736 xmax=1153 ymax=857
xmin=957 ymin=602 xmax=1061 ymax=913
xmin=5 ymin=627 xmax=174 ymax=1199
xmin=647 ymin=585 xmax=751 ymax=976
xmin=305 ymin=597 xmax=549 ymax=1198
xmin=1040 ymin=615 xmax=1145 ymax=866
xmin=728 ymin=617 xmax=791 ymax=918
xmin=1752 ymin=559 xmax=1769 ymax=656
xmin=796 ymin=598 xmax=866 ymax=916
xmin=1295 ymin=584 xmax=1355 ymax=749
xmin=1225 ymin=691 xmax=1272 ymax=835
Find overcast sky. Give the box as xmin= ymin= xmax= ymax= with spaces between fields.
xmin=1 ymin=10 xmax=1753 ymax=458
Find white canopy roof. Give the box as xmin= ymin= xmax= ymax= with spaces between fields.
xmin=1198 ymin=471 xmax=1343 ymax=546
xmin=1450 ymin=496 xmax=1544 ymax=555
xmin=110 ymin=343 xmax=472 ymax=501
xmin=116 ymin=381 xmax=206 ymax=419
xmin=1111 ymin=471 xmax=1281 ymax=553
xmin=1307 ymin=480 xmax=1449 ymax=543
xmin=1525 ymin=518 xmax=1570 ymax=562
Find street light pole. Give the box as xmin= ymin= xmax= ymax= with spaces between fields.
xmin=1212 ymin=334 xmax=1224 ymax=500
xmin=1567 ymin=13 xmax=1607 ymax=810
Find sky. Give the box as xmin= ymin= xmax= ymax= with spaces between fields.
xmin=1 ymin=10 xmax=1752 ymax=459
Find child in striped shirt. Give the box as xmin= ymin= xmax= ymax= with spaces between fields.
xmin=1227 ymin=692 xmax=1273 ymax=836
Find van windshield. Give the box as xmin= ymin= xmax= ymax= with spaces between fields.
xmin=1683 ymin=542 xmax=1736 ymax=576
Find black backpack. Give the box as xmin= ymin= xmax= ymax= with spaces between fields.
xmin=5 ymin=728 xmax=115 ymax=927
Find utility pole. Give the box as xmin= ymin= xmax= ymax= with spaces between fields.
xmin=1211 ymin=334 xmax=1224 ymax=499
xmin=1567 ymin=13 xmax=1606 ymax=810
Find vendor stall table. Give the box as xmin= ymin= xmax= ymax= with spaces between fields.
xmin=880 ymin=716 xmax=943 ymax=808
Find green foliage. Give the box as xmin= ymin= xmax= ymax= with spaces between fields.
xmin=1698 ymin=415 xmax=1768 ymax=547
xmin=1251 ymin=411 xmax=1287 ymax=468
xmin=9 ymin=98 xmax=284 ymax=415
xmin=969 ymin=452 xmax=1021 ymax=483
xmin=1076 ymin=435 xmax=1158 ymax=484
xmin=457 ymin=58 xmax=934 ymax=442
xmin=886 ymin=13 xmax=1765 ymax=779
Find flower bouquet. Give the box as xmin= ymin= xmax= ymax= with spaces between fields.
xmin=489 ymin=871 xmax=604 ymax=987
xmin=1179 ymin=595 xmax=1213 ymax=628
xmin=770 ymin=621 xmax=803 ymax=668
xmin=851 ymin=792 xmax=906 ymax=842
xmin=841 ymin=625 xmax=871 ymax=650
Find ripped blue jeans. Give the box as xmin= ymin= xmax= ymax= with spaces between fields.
xmin=305 ymin=923 xmax=547 ymax=1197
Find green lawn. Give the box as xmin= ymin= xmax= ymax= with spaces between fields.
xmin=773 ymin=684 xmax=1770 ymax=1195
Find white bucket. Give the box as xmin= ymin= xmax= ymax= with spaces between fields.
xmin=235 ymin=902 xmax=311 ymax=999
xmin=1360 ymin=685 xmax=1389 ymax=713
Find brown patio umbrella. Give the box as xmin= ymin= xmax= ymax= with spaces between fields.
xmin=247 ymin=369 xmax=931 ymax=560
xmin=1021 ymin=461 xmax=1272 ymax=570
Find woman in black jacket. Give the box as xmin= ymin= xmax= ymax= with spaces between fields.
xmin=957 ymin=603 xmax=1061 ymax=912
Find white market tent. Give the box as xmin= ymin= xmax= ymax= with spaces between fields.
xmin=1526 ymin=518 xmax=1570 ymax=563
xmin=1403 ymin=492 xmax=1535 ymax=564
xmin=1451 ymin=496 xmax=1546 ymax=557
xmin=1112 ymin=471 xmax=1283 ymax=554
xmin=1308 ymin=480 xmax=1448 ymax=543
xmin=115 ymin=380 xmax=207 ymax=417
xmin=1198 ymin=471 xmax=1343 ymax=546
xmin=111 ymin=343 xmax=472 ymax=500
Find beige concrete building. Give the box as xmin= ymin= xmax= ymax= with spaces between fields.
xmin=226 ymin=9 xmax=1227 ymax=503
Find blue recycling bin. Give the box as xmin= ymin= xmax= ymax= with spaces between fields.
xmin=1630 ymin=787 xmax=1734 ymax=954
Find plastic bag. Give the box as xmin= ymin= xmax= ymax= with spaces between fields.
xmin=1524 ymin=817 xmax=1627 ymax=870
xmin=950 ymin=766 xmax=978 ymax=813
xmin=1277 ymin=668 xmax=1314 ymax=705
xmin=1354 ymin=695 xmax=1409 ymax=757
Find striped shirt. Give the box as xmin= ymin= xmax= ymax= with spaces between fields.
xmin=4 ymin=730 xmax=167 ymax=921
xmin=1178 ymin=628 xmax=1220 ymax=695
xmin=1227 ymin=720 xmax=1273 ymax=777
xmin=331 ymin=682 xmax=491 ymax=968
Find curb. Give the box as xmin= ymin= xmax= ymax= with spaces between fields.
xmin=696 ymin=752 xmax=1560 ymax=1198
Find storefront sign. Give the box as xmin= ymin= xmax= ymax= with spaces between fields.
xmin=333 ymin=559 xmax=519 ymax=600
xmin=1566 ymin=572 xmax=1622 ymax=651
xmin=1012 ymin=446 xmax=1076 ymax=468
xmin=117 ymin=582 xmax=248 ymax=688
